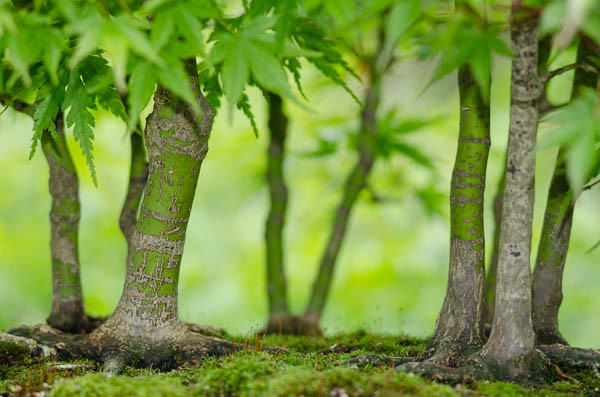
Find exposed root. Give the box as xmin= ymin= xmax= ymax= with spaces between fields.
xmin=342 ymin=354 xmax=415 ymax=368
xmin=45 ymin=312 xmax=104 ymax=335
xmin=0 ymin=332 xmax=57 ymax=360
xmin=419 ymin=337 xmax=484 ymax=368
xmin=396 ymin=349 xmax=556 ymax=385
xmin=263 ymin=314 xmax=323 ymax=336
xmin=183 ymin=322 xmax=229 ymax=338
xmin=537 ymin=344 xmax=600 ymax=370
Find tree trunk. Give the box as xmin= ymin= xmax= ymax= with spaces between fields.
xmin=484 ymin=170 xmax=504 ymax=326
xmin=119 ymin=132 xmax=149 ymax=249
xmin=88 ymin=60 xmax=232 ymax=370
xmin=485 ymin=35 xmax=551 ymax=327
xmin=303 ymin=47 xmax=381 ymax=328
xmin=532 ymin=41 xmax=598 ymax=345
xmin=42 ymin=115 xmax=88 ymax=333
xmin=427 ymin=64 xmax=490 ymax=363
xmin=265 ymin=93 xmax=290 ymax=321
xmin=480 ymin=11 xmax=540 ymax=380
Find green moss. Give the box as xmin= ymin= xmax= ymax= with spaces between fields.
xmin=1 ymin=333 xmax=593 ymax=396
xmin=0 ymin=341 xmax=31 ymax=365
xmin=49 ymin=373 xmax=187 ymax=397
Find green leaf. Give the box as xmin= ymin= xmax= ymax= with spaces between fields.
xmin=381 ymin=0 xmax=420 ymax=66
xmin=221 ymin=47 xmax=248 ymax=116
xmin=243 ymin=40 xmax=292 ymax=99
xmin=236 ymin=92 xmax=258 ymax=137
xmin=157 ymin=59 xmax=200 ymax=115
xmin=62 ymin=69 xmax=97 ymax=184
xmin=97 ymin=85 xmax=127 ymax=121
xmin=30 ymin=72 xmax=67 ymax=159
xmin=127 ymin=61 xmax=157 ymax=134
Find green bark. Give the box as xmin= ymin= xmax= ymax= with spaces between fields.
xmin=427 ymin=64 xmax=490 ymax=359
xmin=303 ymin=42 xmax=382 ymax=325
xmin=265 ymin=93 xmax=290 ymax=318
xmin=105 ymin=59 xmax=214 ymax=330
xmin=532 ymin=40 xmax=598 ymax=345
xmin=41 ymin=115 xmax=87 ymax=333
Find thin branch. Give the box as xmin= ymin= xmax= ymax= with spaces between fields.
xmin=583 ymin=178 xmax=600 ymax=191
xmin=0 ymin=96 xmax=35 ymax=117
xmin=542 ymin=62 xmax=599 ymax=83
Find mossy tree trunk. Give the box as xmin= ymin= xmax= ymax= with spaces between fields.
xmin=532 ymin=41 xmax=598 ymax=345
xmin=480 ymin=10 xmax=541 ymax=380
xmin=264 ymin=93 xmax=291 ymax=326
xmin=88 ymin=60 xmax=233 ymax=371
xmin=41 ymin=114 xmax=89 ymax=333
xmin=427 ymin=63 xmax=490 ymax=363
xmin=302 ymin=37 xmax=383 ymax=330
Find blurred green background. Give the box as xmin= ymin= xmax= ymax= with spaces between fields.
xmin=0 ymin=49 xmax=598 ymax=348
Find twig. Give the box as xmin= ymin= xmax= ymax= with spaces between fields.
xmin=554 ymin=364 xmax=579 ymax=383
xmin=583 ymin=178 xmax=600 ymax=191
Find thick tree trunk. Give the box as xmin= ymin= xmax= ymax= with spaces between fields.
xmin=265 ymin=93 xmax=290 ymax=321
xmin=484 ymin=170 xmax=504 ymax=325
xmin=119 ymin=132 xmax=149 ymax=248
xmin=41 ymin=116 xmax=89 ymax=333
xmin=480 ymin=11 xmax=540 ymax=380
xmin=427 ymin=65 xmax=490 ymax=363
xmin=303 ymin=48 xmax=381 ymax=328
xmin=87 ymin=60 xmax=232 ymax=370
xmin=532 ymin=41 xmax=598 ymax=345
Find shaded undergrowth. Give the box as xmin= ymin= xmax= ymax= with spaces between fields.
xmin=0 ymin=330 xmax=597 ymax=396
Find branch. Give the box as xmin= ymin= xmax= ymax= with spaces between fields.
xmin=583 ymin=178 xmax=600 ymax=191
xmin=542 ymin=62 xmax=599 ymax=83
xmin=0 ymin=95 xmax=35 ymax=118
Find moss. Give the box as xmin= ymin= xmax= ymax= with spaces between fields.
xmin=49 ymin=373 xmax=187 ymax=397
xmin=1 ymin=333 xmax=594 ymax=396
xmin=0 ymin=341 xmax=31 ymax=365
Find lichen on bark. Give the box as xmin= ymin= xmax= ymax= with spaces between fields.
xmin=480 ymin=11 xmax=541 ymax=380
xmin=41 ymin=115 xmax=88 ymax=333
xmin=426 ymin=64 xmax=490 ymax=363
xmin=532 ymin=40 xmax=599 ymax=346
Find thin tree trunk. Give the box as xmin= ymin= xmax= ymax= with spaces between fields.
xmin=532 ymin=41 xmax=598 ymax=345
xmin=89 ymin=59 xmax=228 ymax=369
xmin=42 ymin=114 xmax=88 ymax=333
xmin=265 ymin=93 xmax=290 ymax=321
xmin=481 ymin=10 xmax=540 ymax=380
xmin=303 ymin=41 xmax=382 ymax=327
xmin=484 ymin=170 xmax=504 ymax=325
xmin=119 ymin=132 xmax=149 ymax=248
xmin=427 ymin=64 xmax=491 ymax=362
xmin=485 ymin=36 xmax=551 ymax=327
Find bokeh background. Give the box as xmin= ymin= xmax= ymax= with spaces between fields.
xmin=1 ymin=47 xmax=599 ymax=348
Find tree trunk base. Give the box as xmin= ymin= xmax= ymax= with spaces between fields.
xmin=7 ymin=322 xmax=240 ymax=375
xmin=263 ymin=314 xmax=323 ymax=336
xmin=396 ymin=348 xmax=566 ymax=386
xmin=537 ymin=344 xmax=600 ymax=370
xmin=46 ymin=312 xmax=105 ymax=335
xmin=536 ymin=329 xmax=569 ymax=346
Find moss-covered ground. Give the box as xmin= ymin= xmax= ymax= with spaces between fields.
xmin=0 ymin=331 xmax=598 ymax=396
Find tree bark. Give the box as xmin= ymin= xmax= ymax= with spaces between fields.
xmin=303 ymin=42 xmax=382 ymax=327
xmin=484 ymin=170 xmax=504 ymax=325
xmin=265 ymin=93 xmax=290 ymax=320
xmin=427 ymin=64 xmax=490 ymax=363
xmin=485 ymin=36 xmax=551 ymax=327
xmin=480 ymin=11 xmax=541 ymax=380
xmin=119 ymin=132 xmax=149 ymax=249
xmin=87 ymin=60 xmax=233 ymax=370
xmin=532 ymin=41 xmax=598 ymax=345
xmin=41 ymin=115 xmax=89 ymax=333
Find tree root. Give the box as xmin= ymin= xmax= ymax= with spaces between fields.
xmin=341 ymin=354 xmax=415 ymax=368
xmin=535 ymin=330 xmax=569 ymax=346
xmin=6 ymin=322 xmax=272 ymax=375
xmin=0 ymin=332 xmax=57 ymax=361
xmin=263 ymin=314 xmax=323 ymax=336
xmin=46 ymin=313 xmax=105 ymax=335
xmin=183 ymin=322 xmax=229 ymax=338
xmin=396 ymin=349 xmax=559 ymax=385
xmin=537 ymin=344 xmax=600 ymax=370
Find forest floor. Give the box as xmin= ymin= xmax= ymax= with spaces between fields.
xmin=1 ymin=330 xmax=598 ymax=396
